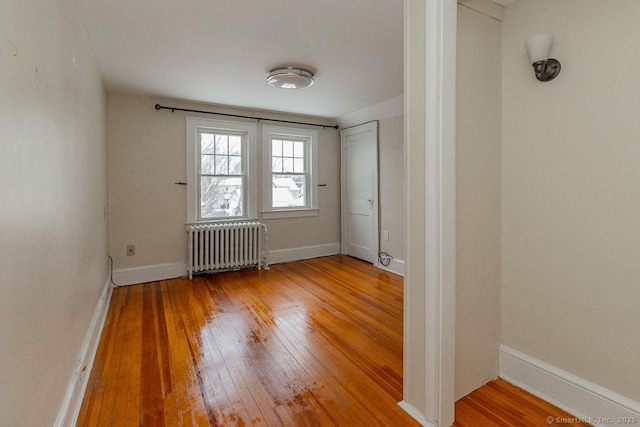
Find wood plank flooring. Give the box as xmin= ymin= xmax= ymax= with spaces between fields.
xmin=78 ymin=254 xmax=587 ymax=426
xmin=454 ymin=378 xmax=590 ymax=427
xmin=78 ymin=255 xmax=419 ymax=426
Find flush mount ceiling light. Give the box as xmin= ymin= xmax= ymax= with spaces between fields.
xmin=525 ymin=33 xmax=561 ymax=82
xmin=266 ymin=67 xmax=314 ymax=89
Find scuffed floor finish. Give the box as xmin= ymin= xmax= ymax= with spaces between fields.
xmin=77 ymin=255 xmax=420 ymax=426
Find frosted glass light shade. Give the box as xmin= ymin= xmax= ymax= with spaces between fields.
xmin=267 ymin=67 xmax=314 ymax=89
xmin=525 ymin=33 xmax=554 ymax=64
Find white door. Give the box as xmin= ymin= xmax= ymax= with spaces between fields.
xmin=341 ymin=121 xmax=378 ymax=264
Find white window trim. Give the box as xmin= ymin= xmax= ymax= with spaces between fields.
xmin=261 ymin=125 xmax=318 ymax=219
xmin=186 ymin=117 xmax=257 ymax=223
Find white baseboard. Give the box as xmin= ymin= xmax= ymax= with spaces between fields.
xmin=111 ymin=245 xmax=341 ymax=285
xmin=54 ymin=276 xmax=113 ymax=427
xmin=111 ymin=244 xmax=340 ymax=285
xmin=267 ymin=243 xmax=341 ymax=265
xmin=500 ymin=345 xmax=640 ymax=427
xmin=112 ymin=261 xmax=187 ymax=286
xmin=398 ymin=400 xmax=433 ymax=427
xmin=379 ymin=257 xmax=404 ymax=276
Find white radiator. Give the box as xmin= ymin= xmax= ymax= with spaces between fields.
xmin=186 ymin=221 xmax=268 ymax=279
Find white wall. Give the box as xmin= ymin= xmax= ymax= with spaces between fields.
xmin=502 ymin=0 xmax=640 ymax=403
xmin=0 ymin=0 xmax=109 ymax=425
xmin=379 ymin=115 xmax=405 ymax=262
xmin=403 ymin=0 xmax=428 ymax=413
xmin=108 ymin=93 xmax=340 ymax=273
xmin=345 ymin=1 xmax=504 ymax=411
xmin=455 ymin=2 xmax=502 ymax=399
xmin=338 ymin=99 xmax=406 ymax=268
xmin=404 ymin=2 xmax=459 ymax=423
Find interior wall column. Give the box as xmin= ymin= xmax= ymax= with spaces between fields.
xmin=403 ymin=0 xmax=457 ymax=426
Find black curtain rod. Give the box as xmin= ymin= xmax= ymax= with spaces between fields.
xmin=154 ymin=104 xmax=339 ymax=130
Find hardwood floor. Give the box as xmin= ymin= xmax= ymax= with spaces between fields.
xmin=78 ymin=255 xmax=586 ymax=426
xmin=78 ymin=255 xmax=418 ymax=426
xmin=454 ymin=378 xmax=590 ymax=427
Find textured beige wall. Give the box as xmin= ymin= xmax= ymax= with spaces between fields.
xmin=108 ymin=94 xmax=187 ymax=269
xmin=502 ymin=0 xmax=640 ymax=402
xmin=108 ymin=93 xmax=340 ymax=270
xmin=379 ymin=115 xmax=405 ymax=260
xmin=0 ymin=0 xmax=108 ymax=425
xmin=455 ymin=3 xmax=502 ymax=399
xmin=262 ymin=123 xmax=340 ymax=251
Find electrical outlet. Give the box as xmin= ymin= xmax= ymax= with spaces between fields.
xmin=126 ymin=245 xmax=135 ymax=256
xmin=383 ymin=231 xmax=389 ymax=241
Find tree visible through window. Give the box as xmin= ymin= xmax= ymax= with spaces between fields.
xmin=186 ymin=117 xmax=256 ymax=223
xmin=199 ymin=131 xmax=244 ymax=218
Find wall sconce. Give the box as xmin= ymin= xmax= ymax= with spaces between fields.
xmin=525 ymin=33 xmax=561 ymax=82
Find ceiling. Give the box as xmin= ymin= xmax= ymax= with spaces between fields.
xmin=490 ymin=0 xmax=515 ymax=6
xmin=71 ymin=0 xmax=404 ymax=119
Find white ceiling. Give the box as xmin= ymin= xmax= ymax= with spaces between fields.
xmin=490 ymin=0 xmax=515 ymax=6
xmin=71 ymin=0 xmax=404 ymax=119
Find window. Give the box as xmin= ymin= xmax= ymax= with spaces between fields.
xmin=187 ymin=118 xmax=256 ymax=222
xmin=262 ymin=125 xmax=318 ymax=218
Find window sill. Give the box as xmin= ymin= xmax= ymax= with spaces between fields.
xmin=186 ymin=217 xmax=260 ymax=226
xmin=261 ymin=209 xmax=318 ymax=219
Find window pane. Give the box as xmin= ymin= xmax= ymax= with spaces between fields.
xmin=272 ymin=174 xmax=306 ymax=208
xmin=282 ymin=157 xmax=293 ymax=173
xmin=201 ymin=154 xmax=215 ymax=174
xmin=282 ymin=140 xmax=293 ymax=156
xmin=228 ymin=135 xmax=242 ymax=155
xmin=215 ymin=155 xmax=228 ymax=175
xmin=272 ymin=157 xmax=282 ymax=173
xmin=293 ymin=158 xmax=304 ymax=173
xmin=215 ymin=134 xmax=228 ymax=154
xmin=200 ymin=176 xmax=243 ymax=218
xmin=201 ymin=133 xmax=215 ymax=154
xmin=294 ymin=141 xmax=304 ymax=158
xmin=272 ymin=139 xmax=282 ymax=156
xmin=228 ymin=155 xmax=242 ymax=175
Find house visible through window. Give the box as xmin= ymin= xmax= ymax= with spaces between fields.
xmin=186 ymin=117 xmax=256 ymax=223
xmin=271 ymin=138 xmax=307 ymax=208
xmin=262 ymin=125 xmax=318 ymax=218
xmin=199 ymin=131 xmax=243 ymax=218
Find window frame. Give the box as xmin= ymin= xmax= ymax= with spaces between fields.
xmin=186 ymin=117 xmax=257 ymax=223
xmin=261 ymin=125 xmax=318 ymax=219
